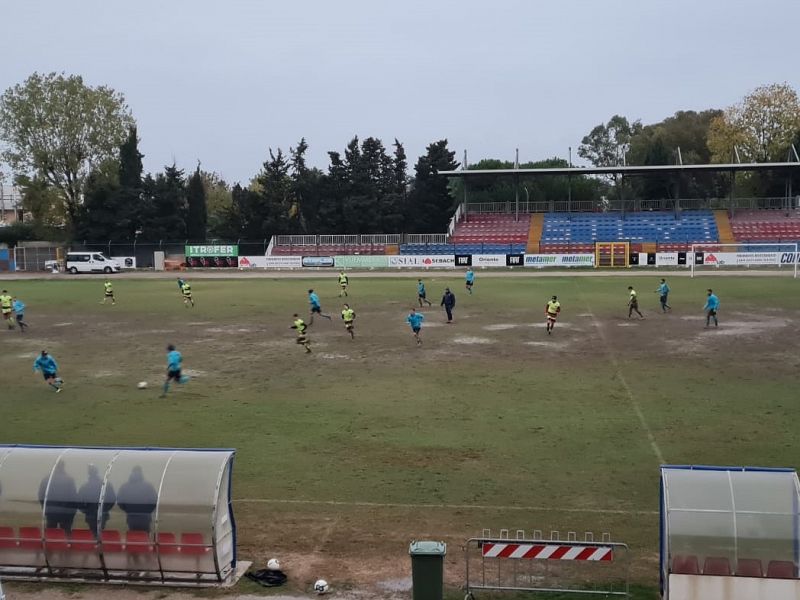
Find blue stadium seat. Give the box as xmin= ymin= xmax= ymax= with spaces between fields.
xmin=540 ymin=210 xmax=719 ymax=245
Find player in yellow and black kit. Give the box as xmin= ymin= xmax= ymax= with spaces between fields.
xmin=627 ymin=286 xmax=644 ymax=319
xmin=101 ymin=280 xmax=116 ymax=305
xmin=341 ymin=304 xmax=356 ymax=339
xmin=0 ymin=290 xmax=14 ymax=330
xmin=181 ymin=281 xmax=195 ymax=307
xmin=291 ymin=314 xmax=311 ymax=353
xmin=338 ymin=271 xmax=349 ymax=297
xmin=545 ymin=295 xmax=561 ymax=335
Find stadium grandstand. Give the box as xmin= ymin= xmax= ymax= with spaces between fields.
xmin=267 ymin=158 xmax=800 ymax=258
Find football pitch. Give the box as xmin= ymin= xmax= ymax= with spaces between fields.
xmin=0 ymin=272 xmax=798 ymax=598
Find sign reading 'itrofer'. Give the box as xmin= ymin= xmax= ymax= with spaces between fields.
xmin=185 ymin=245 xmax=239 ymax=257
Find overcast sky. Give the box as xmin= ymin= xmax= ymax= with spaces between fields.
xmin=3 ymin=0 xmax=798 ymax=184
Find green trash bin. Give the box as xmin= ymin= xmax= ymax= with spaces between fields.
xmin=409 ymin=540 xmax=446 ymax=600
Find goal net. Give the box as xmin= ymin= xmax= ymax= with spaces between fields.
xmin=690 ymin=243 xmax=799 ymax=278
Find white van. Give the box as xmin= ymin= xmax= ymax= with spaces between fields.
xmin=65 ymin=252 xmax=122 ymax=274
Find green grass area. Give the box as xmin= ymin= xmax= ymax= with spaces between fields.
xmin=0 ymin=273 xmax=798 ymax=596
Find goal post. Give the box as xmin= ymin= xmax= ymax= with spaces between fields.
xmin=690 ymin=243 xmax=799 ymax=278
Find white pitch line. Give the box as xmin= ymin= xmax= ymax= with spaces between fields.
xmin=576 ymin=287 xmax=666 ymax=465
xmin=234 ymin=498 xmax=658 ymax=516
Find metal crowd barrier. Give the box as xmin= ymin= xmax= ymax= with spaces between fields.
xmin=464 ymin=529 xmax=630 ymax=598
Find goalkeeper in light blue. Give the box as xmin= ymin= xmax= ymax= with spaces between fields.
xmin=161 ymin=344 xmax=190 ymax=397
xmin=703 ymin=289 xmax=720 ymax=328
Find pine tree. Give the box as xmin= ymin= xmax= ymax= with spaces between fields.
xmin=186 ymin=165 xmax=208 ymax=240
xmin=142 ymin=164 xmax=187 ymax=240
xmin=407 ymin=140 xmax=459 ymax=232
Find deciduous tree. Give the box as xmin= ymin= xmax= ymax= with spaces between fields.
xmin=0 ymin=72 xmax=134 ymax=227
xmin=708 ymin=83 xmax=800 ymax=162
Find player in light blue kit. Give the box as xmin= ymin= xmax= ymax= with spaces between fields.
xmin=12 ymin=297 xmax=29 ymax=332
xmin=703 ymin=289 xmax=720 ymax=328
xmin=33 ymin=350 xmax=62 ymax=392
xmin=308 ymin=289 xmax=331 ymax=324
xmin=406 ymin=308 xmax=425 ymax=346
xmin=655 ymin=278 xmax=671 ymax=313
xmin=417 ymin=279 xmax=432 ymax=307
xmin=161 ymin=344 xmax=190 ymax=397
xmin=465 ymin=269 xmax=475 ymax=295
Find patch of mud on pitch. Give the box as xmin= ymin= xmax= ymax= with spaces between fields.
xmin=526 ymin=322 xmax=580 ymax=330
xmin=699 ymin=319 xmax=790 ymax=336
xmin=453 ymin=336 xmax=495 ymax=345
xmin=183 ymin=368 xmax=207 ymax=377
xmin=91 ymin=370 xmax=118 ymax=378
xmin=525 ymin=340 xmax=571 ymax=349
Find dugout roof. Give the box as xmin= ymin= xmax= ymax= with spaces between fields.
xmin=440 ymin=161 xmax=800 ymax=179
xmin=660 ymin=465 xmax=800 ymax=591
xmin=0 ymin=445 xmax=236 ymax=585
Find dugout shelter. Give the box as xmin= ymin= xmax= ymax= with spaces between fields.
xmin=0 ymin=445 xmax=236 ymax=586
xmin=661 ymin=464 xmax=800 ymax=600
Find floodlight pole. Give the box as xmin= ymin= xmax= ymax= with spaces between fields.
xmin=463 ymin=150 xmax=468 ymax=221
xmin=515 ymin=148 xmax=520 ymax=222
xmin=568 ymin=146 xmax=573 ymax=212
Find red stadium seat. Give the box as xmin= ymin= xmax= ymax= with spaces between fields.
xmin=179 ymin=532 xmax=209 ymax=556
xmin=19 ymin=527 xmax=42 ymax=550
xmin=766 ymin=560 xmax=796 ymax=579
xmin=703 ymin=556 xmax=731 ymax=576
xmin=156 ymin=532 xmax=180 ymax=555
xmin=70 ymin=529 xmax=97 ymax=552
xmin=125 ymin=530 xmax=153 ymax=554
xmin=44 ymin=528 xmax=69 ymax=551
xmin=0 ymin=526 xmax=16 ymax=549
xmin=672 ymin=554 xmax=700 ymax=575
xmin=100 ymin=529 xmax=123 ymax=553
xmin=736 ymin=558 xmax=763 ymax=578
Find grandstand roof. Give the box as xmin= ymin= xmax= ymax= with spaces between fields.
xmin=440 ymin=161 xmax=800 ymax=178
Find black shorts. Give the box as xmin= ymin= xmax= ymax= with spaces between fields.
xmin=707 ymin=309 xmax=717 ymax=316
xmin=105 ymin=292 xmax=114 ymax=297
xmin=344 ymin=321 xmax=354 ymax=328
xmin=16 ymin=314 xmax=24 ymax=322
xmin=466 ymin=281 xmax=473 ymax=286
xmin=42 ymin=371 xmax=56 ymax=381
xmin=311 ymin=306 xmax=322 ymax=314
xmin=1 ymin=310 xmax=10 ymax=317
xmin=167 ymin=369 xmax=181 ymax=381
xmin=412 ymin=327 xmax=421 ymax=334
xmin=418 ymin=293 xmax=426 ymax=299
xmin=296 ymin=335 xmax=308 ymax=344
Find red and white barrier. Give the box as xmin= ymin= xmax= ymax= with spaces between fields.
xmin=481 ymin=542 xmax=613 ymax=562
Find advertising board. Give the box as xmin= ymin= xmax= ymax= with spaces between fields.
xmin=387 ymin=255 xmax=455 ymax=268
xmin=334 ymin=255 xmax=390 ymax=268
xmin=524 ymin=254 xmax=595 ymax=267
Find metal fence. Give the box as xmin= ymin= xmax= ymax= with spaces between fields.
xmin=273 ymin=234 xmax=443 ymax=246
xmin=465 ymin=529 xmax=630 ymax=598
xmin=463 ymin=197 xmax=798 ymax=214
xmin=13 ymin=246 xmax=62 ymax=271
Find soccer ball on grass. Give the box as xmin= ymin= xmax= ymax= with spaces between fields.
xmin=137 ymin=381 xmax=148 ymax=389
xmin=314 ymin=579 xmax=329 ymax=594
xmin=267 ymin=558 xmax=281 ymax=570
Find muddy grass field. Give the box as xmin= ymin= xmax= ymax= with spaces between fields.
xmin=0 ymin=273 xmax=798 ymax=599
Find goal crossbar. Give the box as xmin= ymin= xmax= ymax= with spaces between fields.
xmin=690 ymin=243 xmax=799 ymax=278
